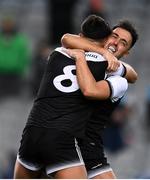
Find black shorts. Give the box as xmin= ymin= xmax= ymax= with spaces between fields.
xmin=78 ymin=137 xmax=112 ymax=178
xmin=17 ymin=126 xmax=84 ymax=175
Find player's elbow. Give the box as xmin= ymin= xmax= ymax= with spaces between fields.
xmin=82 ymin=88 xmax=107 ymax=100
xmin=82 ymin=88 xmax=92 ymax=98
xmin=128 ymin=72 xmax=138 ymax=84
xmin=81 ymin=86 xmax=95 ymax=99
xmin=61 ymin=33 xmax=70 ymax=48
xmin=130 ymin=76 xmax=138 ymax=83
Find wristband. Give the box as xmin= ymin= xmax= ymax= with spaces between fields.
xmin=107 ymin=63 xmax=126 ymax=77
xmin=106 ymin=75 xmax=128 ymax=101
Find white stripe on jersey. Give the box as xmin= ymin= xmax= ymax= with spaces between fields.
xmin=85 ymin=52 xmax=106 ymax=62
xmin=55 ymin=47 xmax=72 ymax=58
xmin=55 ymin=47 xmax=106 ymax=62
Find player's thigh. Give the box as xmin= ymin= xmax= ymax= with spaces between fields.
xmin=14 ymin=160 xmax=42 ymax=179
xmin=93 ymin=170 xmax=116 ymax=179
xmin=54 ymin=165 xmax=87 ymax=179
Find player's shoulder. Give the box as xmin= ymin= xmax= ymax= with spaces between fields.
xmin=47 ymin=47 xmax=71 ymax=61
xmin=85 ymin=52 xmax=106 ymax=62
xmin=55 ymin=47 xmax=71 ymax=58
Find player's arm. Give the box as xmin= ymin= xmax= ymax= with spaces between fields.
xmin=107 ymin=61 xmax=138 ymax=83
xmin=61 ymin=33 xmax=120 ymax=72
xmin=61 ymin=33 xmax=105 ymax=54
xmin=75 ymin=53 xmax=128 ymax=100
xmin=64 ymin=49 xmax=128 ymax=100
xmin=75 ymin=51 xmax=110 ymax=99
xmin=61 ymin=34 xmax=138 ymax=84
xmin=121 ymin=61 xmax=138 ymax=83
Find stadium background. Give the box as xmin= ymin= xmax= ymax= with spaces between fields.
xmin=0 ymin=0 xmax=150 ymax=178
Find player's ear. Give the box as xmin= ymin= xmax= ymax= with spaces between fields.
xmin=79 ymin=33 xmax=84 ymax=37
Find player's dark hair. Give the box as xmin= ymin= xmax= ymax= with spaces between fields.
xmin=81 ymin=14 xmax=111 ymax=40
xmin=113 ymin=20 xmax=138 ymax=48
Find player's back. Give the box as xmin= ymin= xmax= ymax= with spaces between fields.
xmin=27 ymin=47 xmax=108 ymax=137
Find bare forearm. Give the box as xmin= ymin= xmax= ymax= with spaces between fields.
xmin=76 ymin=58 xmax=110 ymax=100
xmin=61 ymin=33 xmax=120 ymax=72
xmin=61 ymin=33 xmax=105 ymax=55
xmin=76 ymin=57 xmax=96 ymax=95
xmin=62 ymin=48 xmax=111 ymax=100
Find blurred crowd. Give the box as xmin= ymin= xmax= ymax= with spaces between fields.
xmin=0 ymin=0 xmax=150 ymax=178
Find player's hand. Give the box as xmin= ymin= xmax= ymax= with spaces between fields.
xmin=103 ymin=50 xmax=120 ymax=72
xmin=62 ymin=48 xmax=85 ymax=60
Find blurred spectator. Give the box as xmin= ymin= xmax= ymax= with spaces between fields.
xmin=0 ymin=151 xmax=16 ymax=179
xmin=30 ymin=39 xmax=50 ymax=97
xmin=145 ymin=86 xmax=150 ymax=141
xmin=85 ymin=0 xmax=107 ymax=19
xmin=102 ymin=101 xmax=131 ymax=153
xmin=0 ymin=17 xmax=30 ymax=99
xmin=47 ymin=0 xmax=78 ymax=46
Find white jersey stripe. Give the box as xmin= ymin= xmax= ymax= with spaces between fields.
xmin=55 ymin=47 xmax=106 ymax=62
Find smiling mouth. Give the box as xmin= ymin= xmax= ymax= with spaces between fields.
xmin=107 ymin=46 xmax=116 ymax=53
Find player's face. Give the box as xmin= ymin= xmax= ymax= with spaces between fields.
xmin=104 ymin=27 xmax=132 ymax=59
